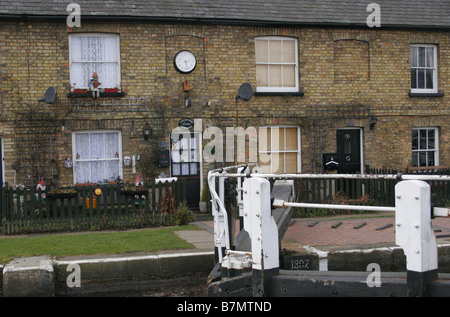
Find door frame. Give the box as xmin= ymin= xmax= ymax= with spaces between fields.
xmin=169 ymin=131 xmax=203 ymax=203
xmin=0 ymin=136 xmax=4 ymax=185
xmin=336 ymin=127 xmax=364 ymax=174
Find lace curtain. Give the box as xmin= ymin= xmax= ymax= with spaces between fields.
xmin=70 ymin=34 xmax=120 ymax=88
xmin=74 ymin=131 xmax=121 ymax=183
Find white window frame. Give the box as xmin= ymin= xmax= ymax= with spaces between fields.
xmin=258 ymin=126 xmax=301 ymax=174
xmin=72 ymin=130 xmax=123 ymax=184
xmin=255 ymin=36 xmax=299 ymax=93
xmin=69 ymin=33 xmax=121 ymax=89
xmin=410 ymin=44 xmax=438 ymax=94
xmin=412 ymin=127 xmax=439 ymax=167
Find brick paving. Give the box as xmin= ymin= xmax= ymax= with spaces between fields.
xmin=283 ymin=217 xmax=396 ymax=247
xmin=285 ymin=215 xmax=450 ymax=249
xmin=200 ymin=213 xmax=450 ymax=250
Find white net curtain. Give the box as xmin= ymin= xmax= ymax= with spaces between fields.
xmin=69 ymin=34 xmax=120 ymax=89
xmin=73 ymin=131 xmax=122 ymax=184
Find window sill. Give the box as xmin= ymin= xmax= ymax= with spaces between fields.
xmin=409 ymin=92 xmax=444 ymax=97
xmin=67 ymin=91 xmax=126 ymax=98
xmin=254 ymin=91 xmax=304 ymax=97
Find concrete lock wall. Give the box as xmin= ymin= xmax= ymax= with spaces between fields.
xmin=1 ymin=245 xmax=449 ymax=296
xmin=280 ymin=245 xmax=450 ymax=274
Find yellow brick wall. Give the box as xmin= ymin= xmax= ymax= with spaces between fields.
xmin=0 ymin=21 xmax=448 ymax=186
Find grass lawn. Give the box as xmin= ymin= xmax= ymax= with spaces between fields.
xmin=0 ymin=225 xmax=200 ymax=264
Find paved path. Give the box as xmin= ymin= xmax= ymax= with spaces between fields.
xmin=191 ymin=212 xmax=450 ymax=252
xmin=174 ymin=230 xmax=214 ymax=249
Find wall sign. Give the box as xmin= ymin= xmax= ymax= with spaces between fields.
xmin=158 ymin=141 xmax=167 ymax=149
xmin=178 ymin=118 xmax=194 ymax=130
xmin=123 ymin=156 xmax=132 ymax=167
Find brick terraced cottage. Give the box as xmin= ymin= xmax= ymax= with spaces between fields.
xmin=0 ymin=0 xmax=448 ymax=210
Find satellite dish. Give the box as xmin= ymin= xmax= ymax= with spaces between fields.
xmin=39 ymin=86 xmax=57 ymax=104
xmin=236 ymin=83 xmax=253 ymax=102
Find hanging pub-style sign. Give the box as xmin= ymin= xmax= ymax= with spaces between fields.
xmin=178 ymin=118 xmax=194 ymax=130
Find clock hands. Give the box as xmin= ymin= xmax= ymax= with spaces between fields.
xmin=174 ymin=50 xmax=196 ymax=73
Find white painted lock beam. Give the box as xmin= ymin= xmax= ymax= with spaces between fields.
xmin=208 ymin=171 xmax=230 ymax=264
xmin=395 ymin=180 xmax=438 ymax=296
xmin=243 ymin=177 xmax=279 ymax=296
xmin=395 ymin=180 xmax=438 ymax=273
xmin=273 ymin=200 xmax=396 ymax=212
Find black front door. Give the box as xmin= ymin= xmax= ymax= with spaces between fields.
xmin=337 ymin=129 xmax=361 ymax=174
xmin=170 ymin=132 xmax=201 ymax=210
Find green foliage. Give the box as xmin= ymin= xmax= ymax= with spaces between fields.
xmin=137 ymin=145 xmax=161 ymax=181
xmin=176 ymin=201 xmax=194 ymax=226
xmin=0 ymin=226 xmax=197 ymax=264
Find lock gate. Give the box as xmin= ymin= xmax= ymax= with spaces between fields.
xmin=206 ymin=166 xmax=450 ymax=297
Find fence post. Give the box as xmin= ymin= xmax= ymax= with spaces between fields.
xmin=1 ymin=185 xmax=5 ymax=226
xmin=243 ymin=177 xmax=279 ymax=297
xmin=395 ymin=180 xmax=438 ymax=297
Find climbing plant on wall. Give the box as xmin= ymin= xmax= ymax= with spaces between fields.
xmin=13 ymin=106 xmax=60 ymax=187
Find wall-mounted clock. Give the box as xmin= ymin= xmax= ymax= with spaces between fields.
xmin=173 ymin=50 xmax=197 ymax=74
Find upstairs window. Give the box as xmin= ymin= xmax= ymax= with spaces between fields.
xmin=411 ymin=45 xmax=438 ymax=93
xmin=69 ymin=33 xmax=121 ymax=89
xmin=255 ymin=37 xmax=298 ymax=93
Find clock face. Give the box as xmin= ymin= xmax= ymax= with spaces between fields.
xmin=174 ymin=50 xmax=197 ymax=74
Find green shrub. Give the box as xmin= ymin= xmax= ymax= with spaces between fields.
xmin=176 ymin=201 xmax=194 ymax=226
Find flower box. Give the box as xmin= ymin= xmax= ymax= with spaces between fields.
xmin=120 ymin=186 xmax=148 ymax=196
xmin=47 ymin=189 xmax=77 ymax=199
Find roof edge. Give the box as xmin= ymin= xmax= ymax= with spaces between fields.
xmin=0 ymin=14 xmax=449 ymax=31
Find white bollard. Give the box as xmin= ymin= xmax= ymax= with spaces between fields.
xmin=243 ymin=177 xmax=279 ymax=296
xmin=395 ymin=180 xmax=438 ymax=296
